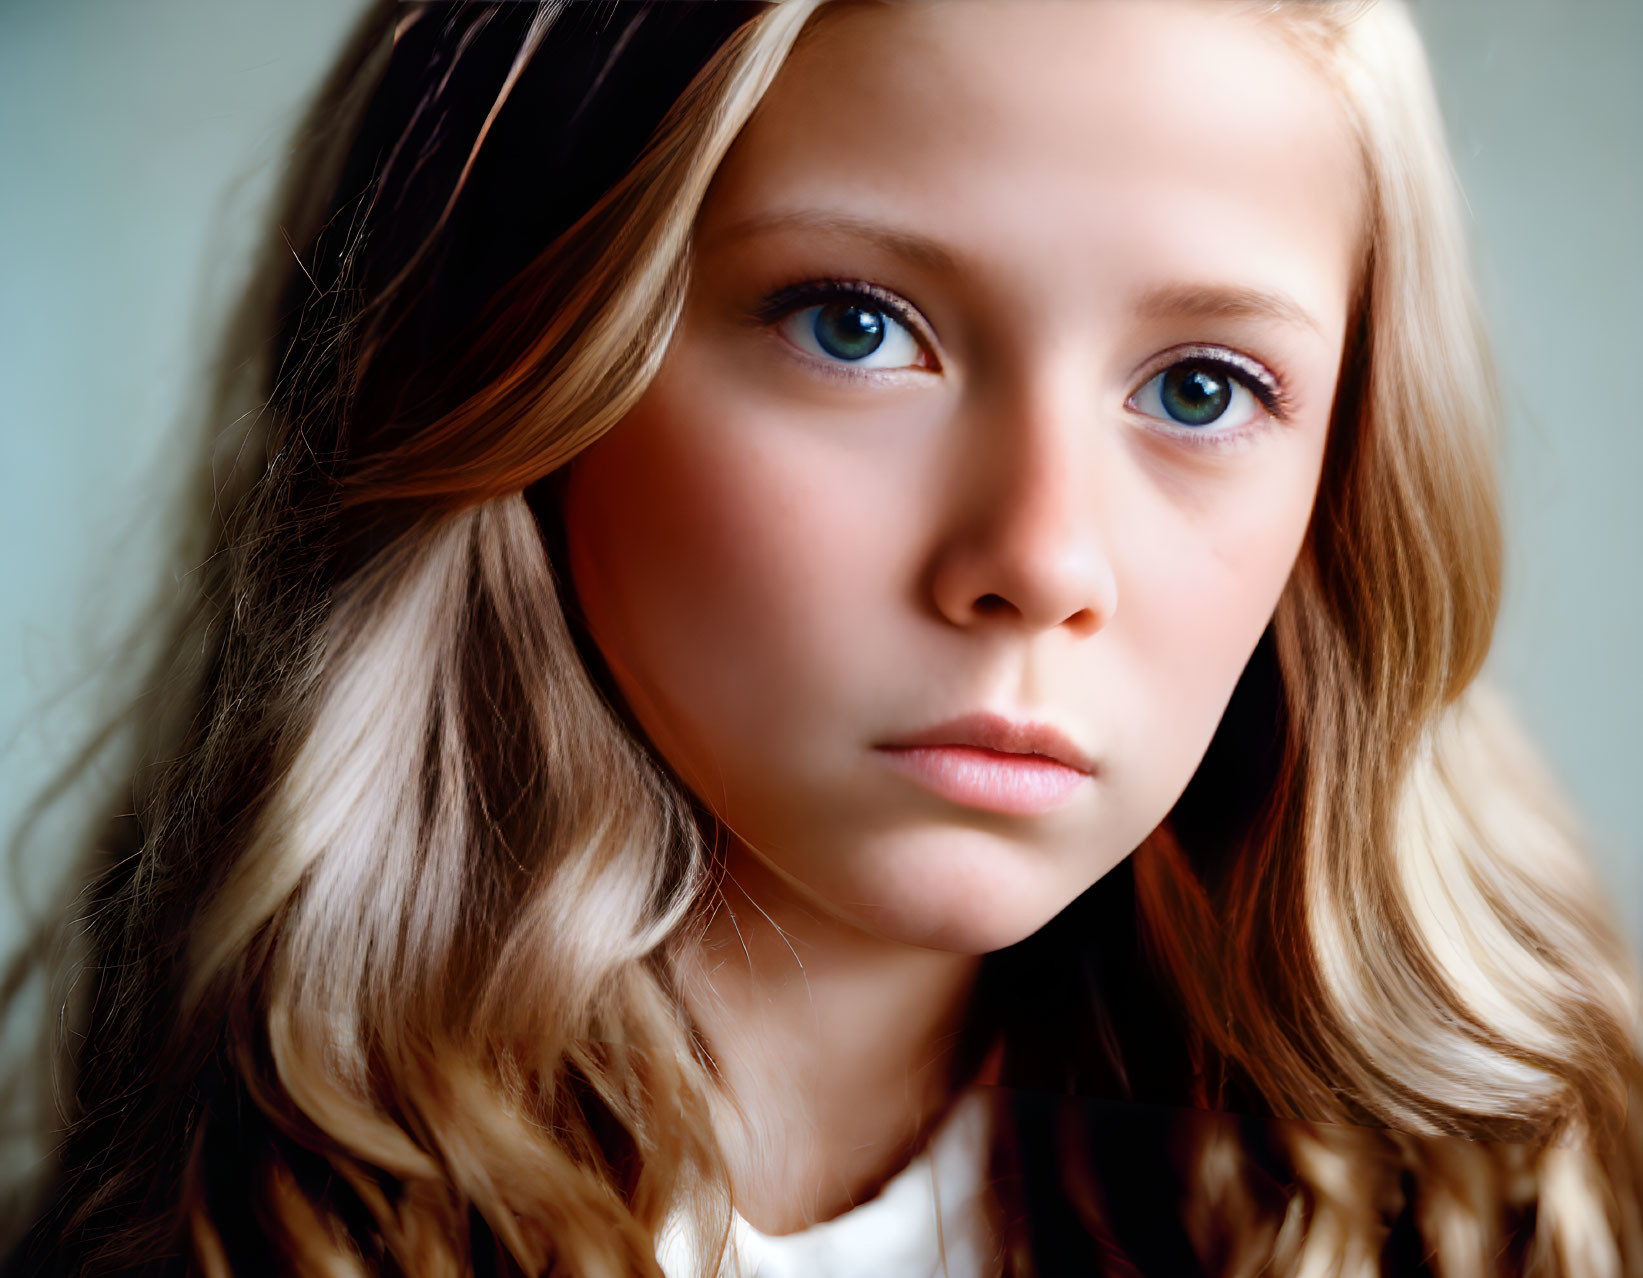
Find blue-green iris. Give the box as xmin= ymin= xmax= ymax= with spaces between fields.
xmin=812 ymin=303 xmax=885 ymax=361
xmin=1160 ymin=364 xmax=1230 ymax=426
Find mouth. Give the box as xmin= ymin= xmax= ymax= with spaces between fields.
xmin=874 ymin=712 xmax=1095 ymax=816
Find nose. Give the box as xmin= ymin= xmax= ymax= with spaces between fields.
xmin=927 ymin=382 xmax=1119 ymax=639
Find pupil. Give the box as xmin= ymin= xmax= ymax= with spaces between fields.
xmin=1161 ymin=364 xmax=1229 ymax=426
xmin=813 ymin=303 xmax=885 ymax=360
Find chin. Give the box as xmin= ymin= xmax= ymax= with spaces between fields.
xmin=891 ymin=909 xmax=1052 ymax=956
xmin=841 ymin=834 xmax=1093 ymax=955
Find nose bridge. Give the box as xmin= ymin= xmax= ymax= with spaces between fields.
xmin=930 ymin=362 xmax=1119 ymax=636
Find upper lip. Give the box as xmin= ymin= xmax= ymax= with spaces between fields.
xmin=878 ymin=711 xmax=1097 ymax=774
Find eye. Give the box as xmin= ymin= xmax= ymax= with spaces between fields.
xmin=779 ymin=299 xmax=925 ymax=370
xmin=1129 ymin=359 xmax=1265 ymax=432
xmin=754 ymin=279 xmax=935 ymax=372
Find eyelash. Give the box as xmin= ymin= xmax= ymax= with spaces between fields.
xmin=751 ymin=278 xmax=939 ymax=371
xmin=1128 ymin=344 xmax=1296 ymax=451
xmin=750 ymin=279 xmax=1295 ymax=443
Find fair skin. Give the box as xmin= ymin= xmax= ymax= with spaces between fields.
xmin=561 ymin=0 xmax=1363 ymax=1236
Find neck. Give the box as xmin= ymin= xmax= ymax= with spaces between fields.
xmin=676 ymin=838 xmax=988 ymax=1235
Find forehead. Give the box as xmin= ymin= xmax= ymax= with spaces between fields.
xmin=701 ymin=0 xmax=1364 ymax=336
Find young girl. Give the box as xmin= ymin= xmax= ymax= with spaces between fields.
xmin=7 ymin=1 xmax=1641 ymax=1274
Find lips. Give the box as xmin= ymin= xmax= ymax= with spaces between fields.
xmin=874 ymin=712 xmax=1095 ymax=816
xmin=878 ymin=711 xmax=1096 ymax=774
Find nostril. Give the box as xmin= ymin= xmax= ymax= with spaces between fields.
xmin=974 ymin=594 xmax=1013 ymax=616
xmin=1064 ymin=605 xmax=1104 ymax=638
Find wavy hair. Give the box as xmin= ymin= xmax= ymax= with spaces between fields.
xmin=4 ymin=2 xmax=1640 ymax=1275
xmin=1123 ymin=6 xmax=1643 ymax=1273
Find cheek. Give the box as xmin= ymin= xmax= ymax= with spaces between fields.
xmin=557 ymin=379 xmax=873 ymax=801
xmin=1114 ymin=445 xmax=1321 ymax=781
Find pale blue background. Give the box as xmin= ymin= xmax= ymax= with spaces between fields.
xmin=2 ymin=1 xmax=1640 ymax=973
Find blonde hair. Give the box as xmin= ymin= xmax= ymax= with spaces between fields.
xmin=8 ymin=2 xmax=1640 ymax=1275
xmin=1130 ymin=4 xmax=1643 ymax=1273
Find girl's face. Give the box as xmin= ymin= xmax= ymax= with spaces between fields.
xmin=561 ymin=0 xmax=1362 ymax=954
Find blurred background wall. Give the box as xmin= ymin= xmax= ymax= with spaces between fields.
xmin=1 ymin=0 xmax=1639 ymax=1094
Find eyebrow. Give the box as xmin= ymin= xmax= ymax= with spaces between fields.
xmin=702 ymin=209 xmax=961 ymax=275
xmin=1133 ymin=282 xmax=1323 ymax=336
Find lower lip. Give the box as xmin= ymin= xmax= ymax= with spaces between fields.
xmin=875 ymin=745 xmax=1090 ymax=816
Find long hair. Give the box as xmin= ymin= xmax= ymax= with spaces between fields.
xmin=5 ymin=2 xmax=1640 ymax=1275
xmin=1119 ymin=6 xmax=1643 ymax=1273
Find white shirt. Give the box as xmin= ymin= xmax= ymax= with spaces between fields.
xmin=654 ymin=1088 xmax=999 ymax=1278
